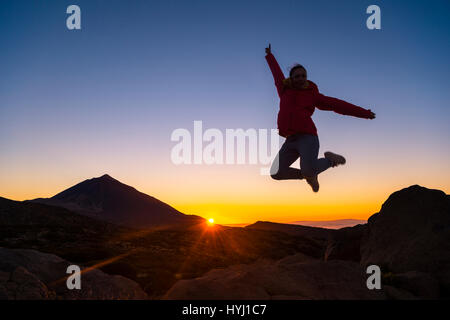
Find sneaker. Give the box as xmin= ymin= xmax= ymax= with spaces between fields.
xmin=324 ymin=151 xmax=346 ymax=167
xmin=306 ymin=175 xmax=319 ymax=192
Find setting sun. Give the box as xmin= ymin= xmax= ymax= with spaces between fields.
xmin=208 ymin=218 xmax=214 ymax=224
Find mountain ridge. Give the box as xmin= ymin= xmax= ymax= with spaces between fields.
xmin=29 ymin=174 xmax=204 ymax=228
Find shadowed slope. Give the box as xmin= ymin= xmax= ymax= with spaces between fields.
xmin=30 ymin=174 xmax=204 ymax=228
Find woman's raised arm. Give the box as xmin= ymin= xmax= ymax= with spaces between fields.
xmin=265 ymin=44 xmax=285 ymax=97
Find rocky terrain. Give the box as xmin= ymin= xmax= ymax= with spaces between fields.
xmin=0 ymin=247 xmax=148 ymax=299
xmin=164 ymin=253 xmax=385 ymax=300
xmin=165 ymin=185 xmax=450 ymax=300
xmin=0 ymin=195 xmax=323 ymax=298
xmin=1 ymin=178 xmax=448 ymax=300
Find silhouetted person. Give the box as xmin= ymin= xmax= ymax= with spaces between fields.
xmin=265 ymin=44 xmax=375 ymax=192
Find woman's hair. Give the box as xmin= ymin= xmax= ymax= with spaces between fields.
xmin=283 ymin=64 xmax=307 ymax=88
xmin=289 ymin=64 xmax=307 ymax=78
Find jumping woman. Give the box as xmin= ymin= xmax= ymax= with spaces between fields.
xmin=265 ymin=44 xmax=376 ymax=192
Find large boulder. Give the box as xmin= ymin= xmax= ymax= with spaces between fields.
xmin=0 ymin=247 xmax=148 ymax=299
xmin=163 ymin=253 xmax=385 ymax=300
xmin=1 ymin=266 xmax=52 ymax=300
xmin=360 ymin=185 xmax=450 ymax=294
xmin=384 ymin=271 xmax=440 ymax=299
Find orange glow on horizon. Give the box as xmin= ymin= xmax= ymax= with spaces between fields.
xmin=172 ymin=200 xmax=381 ymax=226
xmin=1 ymin=165 xmax=449 ymax=226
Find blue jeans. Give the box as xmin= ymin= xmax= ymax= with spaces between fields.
xmin=270 ymin=133 xmax=333 ymax=180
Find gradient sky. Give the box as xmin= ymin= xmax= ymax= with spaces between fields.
xmin=1 ymin=0 xmax=449 ymax=224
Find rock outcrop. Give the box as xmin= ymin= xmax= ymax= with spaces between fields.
xmin=324 ymin=224 xmax=367 ymax=262
xmin=360 ymin=185 xmax=450 ymax=296
xmin=164 ymin=253 xmax=385 ymax=300
xmin=0 ymin=247 xmax=148 ymax=299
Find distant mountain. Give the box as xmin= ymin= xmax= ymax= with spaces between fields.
xmin=245 ymin=221 xmax=335 ymax=243
xmin=289 ymin=219 xmax=367 ymax=229
xmin=29 ymin=174 xmax=204 ymax=228
xmin=224 ymin=220 xmax=366 ymax=229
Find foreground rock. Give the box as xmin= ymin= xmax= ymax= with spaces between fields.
xmin=324 ymin=224 xmax=367 ymax=262
xmin=360 ymin=185 xmax=450 ymax=297
xmin=164 ymin=253 xmax=385 ymax=300
xmin=0 ymin=247 xmax=148 ymax=299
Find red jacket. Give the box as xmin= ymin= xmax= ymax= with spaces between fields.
xmin=265 ymin=53 xmax=372 ymax=137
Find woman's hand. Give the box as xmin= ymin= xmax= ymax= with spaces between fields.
xmin=265 ymin=43 xmax=271 ymax=55
xmin=368 ymin=109 xmax=376 ymax=119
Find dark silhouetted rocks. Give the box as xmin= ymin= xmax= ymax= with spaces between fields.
xmin=324 ymin=224 xmax=367 ymax=262
xmin=164 ymin=253 xmax=385 ymax=300
xmin=2 ymin=183 xmax=449 ymax=300
xmin=0 ymin=247 xmax=148 ymax=299
xmin=361 ymin=185 xmax=450 ymax=297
